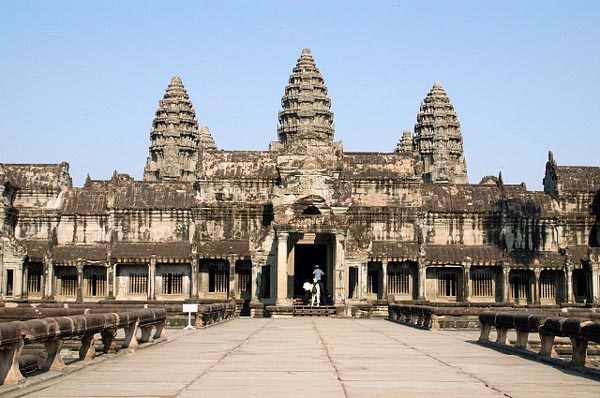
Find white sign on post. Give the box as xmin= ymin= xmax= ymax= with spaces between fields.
xmin=183 ymin=304 xmax=199 ymax=330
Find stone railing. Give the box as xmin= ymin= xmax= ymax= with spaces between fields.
xmin=388 ymin=303 xmax=491 ymax=329
xmin=197 ymin=302 xmax=236 ymax=327
xmin=0 ymin=308 xmax=167 ymax=385
xmin=478 ymin=311 xmax=600 ymax=367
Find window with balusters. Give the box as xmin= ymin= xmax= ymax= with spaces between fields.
xmin=162 ymin=273 xmax=184 ymax=295
xmin=129 ymin=272 xmax=148 ymax=295
xmin=471 ymin=271 xmax=493 ymax=297
xmin=387 ymin=267 xmax=410 ymax=295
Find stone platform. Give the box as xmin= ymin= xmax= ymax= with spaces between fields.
xmin=5 ymin=318 xmax=600 ymax=398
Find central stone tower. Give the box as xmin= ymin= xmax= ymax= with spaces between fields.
xmin=144 ymin=76 xmax=200 ymax=182
xmin=413 ymin=82 xmax=468 ymax=184
xmin=275 ymin=49 xmax=335 ymax=153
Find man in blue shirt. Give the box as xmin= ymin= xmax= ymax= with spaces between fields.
xmin=313 ymin=265 xmax=325 ymax=303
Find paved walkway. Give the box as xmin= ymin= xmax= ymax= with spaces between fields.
xmin=12 ymin=318 xmax=600 ymax=397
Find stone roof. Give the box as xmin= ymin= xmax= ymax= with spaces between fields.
xmin=501 ymin=191 xmax=559 ymax=218
xmin=62 ymin=188 xmax=108 ymax=215
xmin=110 ymin=182 xmax=196 ymax=209
xmin=53 ymin=244 xmax=107 ymax=263
xmin=425 ymin=245 xmax=505 ymax=265
xmin=341 ymin=153 xmax=418 ymax=180
xmin=370 ymin=242 xmax=420 ymax=261
xmin=2 ymin=163 xmax=72 ymax=190
xmin=21 ymin=240 xmax=50 ymax=262
xmin=113 ymin=241 xmax=191 ymax=259
xmin=198 ymin=151 xmax=278 ymax=180
xmin=555 ymin=166 xmax=600 ymax=193
xmin=420 ymin=185 xmax=503 ymax=213
xmin=197 ymin=240 xmax=250 ymax=258
xmin=507 ymin=250 xmax=565 ymax=268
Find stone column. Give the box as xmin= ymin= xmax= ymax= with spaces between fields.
xmin=251 ymin=262 xmax=260 ymax=303
xmin=14 ymin=261 xmax=24 ymax=299
xmin=463 ymin=263 xmax=471 ymax=303
xmin=22 ymin=264 xmax=29 ymax=299
xmin=276 ymin=231 xmax=289 ymax=305
xmin=565 ymin=265 xmax=574 ymax=304
xmin=591 ymin=265 xmax=600 ymax=304
xmin=360 ymin=262 xmax=368 ymax=301
xmin=44 ymin=256 xmax=54 ymax=299
xmin=110 ymin=263 xmax=117 ymax=299
xmin=191 ymin=257 xmax=199 ymax=298
xmin=334 ymin=233 xmax=346 ymax=305
xmin=417 ymin=260 xmax=426 ymax=300
xmin=228 ymin=256 xmax=237 ymax=299
xmin=76 ymin=263 xmax=84 ymax=302
xmin=381 ymin=260 xmax=388 ymax=301
xmin=149 ymin=257 xmax=157 ymax=301
xmin=502 ymin=265 xmax=510 ymax=303
xmin=533 ymin=268 xmax=541 ymax=305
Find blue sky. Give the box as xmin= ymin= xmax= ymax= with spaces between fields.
xmin=1 ymin=1 xmax=598 ymax=189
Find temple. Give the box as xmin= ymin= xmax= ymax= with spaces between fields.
xmin=1 ymin=49 xmax=599 ymax=316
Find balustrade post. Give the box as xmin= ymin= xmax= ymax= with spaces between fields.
xmin=43 ymin=338 xmax=66 ymax=370
xmin=0 ymin=338 xmax=25 ymax=385
xmin=79 ymin=333 xmax=96 ymax=360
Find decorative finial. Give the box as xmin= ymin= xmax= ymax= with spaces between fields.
xmin=548 ymin=150 xmax=554 ymax=163
xmin=433 ymin=81 xmax=443 ymax=88
xmin=302 ymin=48 xmax=311 ymax=55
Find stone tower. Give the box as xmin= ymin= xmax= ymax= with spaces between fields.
xmin=413 ymin=82 xmax=468 ymax=184
xmin=144 ymin=76 xmax=200 ymax=182
xmin=198 ymin=125 xmax=217 ymax=151
xmin=276 ymin=49 xmax=334 ymax=151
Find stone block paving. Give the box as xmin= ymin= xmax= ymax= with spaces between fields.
xmin=18 ymin=318 xmax=600 ymax=398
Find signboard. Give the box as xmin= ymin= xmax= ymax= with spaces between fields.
xmin=182 ymin=304 xmax=199 ymax=313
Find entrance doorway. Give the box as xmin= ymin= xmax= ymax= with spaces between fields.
xmin=294 ymin=244 xmax=327 ymax=299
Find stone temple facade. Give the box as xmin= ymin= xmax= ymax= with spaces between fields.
xmin=1 ymin=49 xmax=599 ymax=315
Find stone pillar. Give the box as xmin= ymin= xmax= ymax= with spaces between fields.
xmin=149 ymin=257 xmax=157 ymax=301
xmin=502 ymin=265 xmax=510 ymax=303
xmin=533 ymin=268 xmax=541 ymax=305
xmin=22 ymin=264 xmax=29 ymax=299
xmin=191 ymin=257 xmax=199 ymax=298
xmin=228 ymin=256 xmax=237 ymax=299
xmin=111 ymin=263 xmax=117 ymax=299
xmin=276 ymin=231 xmax=289 ymax=305
xmin=251 ymin=263 xmax=260 ymax=303
xmin=44 ymin=257 xmax=54 ymax=299
xmin=14 ymin=261 xmax=23 ymax=299
xmin=381 ymin=260 xmax=388 ymax=301
xmin=76 ymin=263 xmax=84 ymax=302
xmin=565 ymin=265 xmax=574 ymax=304
xmin=360 ymin=262 xmax=368 ymax=301
xmin=463 ymin=263 xmax=471 ymax=303
xmin=334 ymin=233 xmax=346 ymax=305
xmin=417 ymin=260 xmax=426 ymax=300
xmin=591 ymin=265 xmax=600 ymax=304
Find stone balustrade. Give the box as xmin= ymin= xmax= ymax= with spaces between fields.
xmin=388 ymin=303 xmax=490 ymax=329
xmin=0 ymin=308 xmax=167 ymax=385
xmin=196 ymin=302 xmax=236 ymax=327
xmin=478 ymin=311 xmax=600 ymax=367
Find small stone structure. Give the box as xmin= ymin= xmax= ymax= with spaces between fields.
xmin=0 ymin=49 xmax=599 ymax=316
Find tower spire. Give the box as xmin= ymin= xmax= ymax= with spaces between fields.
xmin=277 ymin=48 xmax=334 ymax=150
xmin=413 ymin=82 xmax=468 ymax=184
xmin=144 ymin=76 xmax=200 ymax=182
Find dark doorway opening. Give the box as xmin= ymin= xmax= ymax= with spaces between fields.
xmin=294 ymin=244 xmax=327 ymax=299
